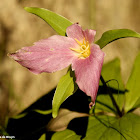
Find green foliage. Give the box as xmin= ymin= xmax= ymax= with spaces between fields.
xmin=96 ymin=58 xmax=125 ymax=113
xmin=84 ymin=113 xmax=140 ymax=140
xmin=100 ymin=58 xmax=124 ymax=90
xmin=132 ymin=97 xmax=140 ymax=109
xmin=24 ymin=7 xmax=72 ymax=36
xmin=125 ymin=52 xmax=140 ymax=112
xmin=51 ymin=113 xmax=140 ymax=140
xmin=96 ymin=29 xmax=140 ymax=48
xmin=90 ymin=54 xmax=140 ymax=139
xmin=51 ymin=129 xmax=81 ymax=140
xmin=52 ymin=68 xmax=77 ymax=118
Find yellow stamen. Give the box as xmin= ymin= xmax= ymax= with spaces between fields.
xmin=70 ymin=38 xmax=91 ymax=58
xmin=75 ymin=38 xmax=83 ymax=46
xmin=70 ymin=47 xmax=82 ymax=53
xmin=83 ymin=38 xmax=85 ymax=44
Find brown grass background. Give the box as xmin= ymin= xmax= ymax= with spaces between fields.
xmin=0 ymin=0 xmax=140 ymax=125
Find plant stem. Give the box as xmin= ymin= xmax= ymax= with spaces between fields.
xmin=100 ymin=75 xmax=122 ymax=117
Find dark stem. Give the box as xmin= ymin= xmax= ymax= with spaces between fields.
xmin=100 ymin=75 xmax=122 ymax=117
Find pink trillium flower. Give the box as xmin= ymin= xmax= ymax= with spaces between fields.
xmin=9 ymin=24 xmax=105 ymax=106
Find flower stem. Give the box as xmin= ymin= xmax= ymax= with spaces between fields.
xmin=100 ymin=75 xmax=122 ymax=117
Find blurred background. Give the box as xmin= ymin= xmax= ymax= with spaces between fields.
xmin=0 ymin=0 xmax=140 ymax=126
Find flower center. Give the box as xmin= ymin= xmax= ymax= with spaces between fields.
xmin=70 ymin=38 xmax=91 ymax=58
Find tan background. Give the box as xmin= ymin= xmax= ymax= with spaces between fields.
xmin=0 ymin=0 xmax=140 ymax=125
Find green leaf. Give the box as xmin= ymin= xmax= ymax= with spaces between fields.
xmin=125 ymin=52 xmax=140 ymax=112
xmin=96 ymin=29 xmax=140 ymax=49
xmin=96 ymin=58 xmax=125 ymax=113
xmin=83 ymin=116 xmax=117 ymax=140
xmin=52 ymin=68 xmax=77 ymax=118
xmin=84 ymin=113 xmax=140 ymax=140
xmin=24 ymin=7 xmax=72 ymax=36
xmin=132 ymin=97 xmax=140 ymax=109
xmin=39 ymin=134 xmax=46 ymax=140
xmin=51 ymin=129 xmax=81 ymax=140
xmin=100 ymin=58 xmax=124 ymax=90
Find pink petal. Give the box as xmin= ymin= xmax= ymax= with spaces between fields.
xmin=72 ymin=44 xmax=105 ymax=103
xmin=83 ymin=29 xmax=96 ymax=44
xmin=66 ymin=24 xmax=96 ymax=44
xmin=66 ymin=24 xmax=84 ymax=41
xmin=9 ymin=35 xmax=77 ymax=74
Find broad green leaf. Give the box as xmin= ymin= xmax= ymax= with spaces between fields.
xmin=51 ymin=129 xmax=81 ymax=140
xmin=100 ymin=58 xmax=124 ymax=90
xmin=125 ymin=52 xmax=140 ymax=112
xmin=83 ymin=116 xmax=117 ymax=140
xmin=102 ymin=113 xmax=140 ymax=140
xmin=24 ymin=7 xmax=72 ymax=36
xmin=84 ymin=113 xmax=140 ymax=140
xmin=96 ymin=29 xmax=140 ymax=49
xmin=132 ymin=97 xmax=140 ymax=109
xmin=52 ymin=69 xmax=77 ymax=118
xmin=96 ymin=58 xmax=125 ymax=113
